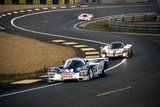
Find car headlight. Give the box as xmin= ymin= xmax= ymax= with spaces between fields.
xmin=101 ymin=54 xmax=106 ymax=58
xmin=101 ymin=51 xmax=107 ymax=57
xmin=47 ymin=69 xmax=55 ymax=78
xmin=122 ymin=52 xmax=127 ymax=57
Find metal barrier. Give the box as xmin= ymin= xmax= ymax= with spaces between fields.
xmin=109 ymin=12 xmax=160 ymax=33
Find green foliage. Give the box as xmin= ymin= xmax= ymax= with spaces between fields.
xmin=83 ymin=20 xmax=111 ymax=31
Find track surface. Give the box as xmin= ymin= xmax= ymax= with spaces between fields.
xmin=0 ymin=5 xmax=160 ymax=107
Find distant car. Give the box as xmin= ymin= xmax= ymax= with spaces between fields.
xmin=100 ymin=42 xmax=132 ymax=58
xmin=78 ymin=13 xmax=93 ymax=21
xmin=47 ymin=57 xmax=109 ymax=83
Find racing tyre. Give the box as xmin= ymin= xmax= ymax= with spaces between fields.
xmin=101 ymin=62 xmax=107 ymax=76
xmin=88 ymin=68 xmax=93 ymax=80
xmin=47 ymin=79 xmax=55 ymax=84
xmin=101 ymin=69 xmax=105 ymax=76
xmin=129 ymin=49 xmax=133 ymax=57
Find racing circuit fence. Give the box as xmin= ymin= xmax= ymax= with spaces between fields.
xmin=108 ymin=12 xmax=160 ymax=33
xmin=0 ymin=0 xmax=75 ymax=5
xmin=0 ymin=0 xmax=158 ymax=5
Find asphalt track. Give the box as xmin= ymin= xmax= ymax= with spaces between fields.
xmin=0 ymin=5 xmax=160 ymax=107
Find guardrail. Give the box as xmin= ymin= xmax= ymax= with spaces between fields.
xmin=109 ymin=12 xmax=160 ymax=33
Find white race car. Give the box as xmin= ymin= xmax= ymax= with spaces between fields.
xmin=100 ymin=42 xmax=132 ymax=58
xmin=78 ymin=13 xmax=93 ymax=21
xmin=47 ymin=57 xmax=109 ymax=83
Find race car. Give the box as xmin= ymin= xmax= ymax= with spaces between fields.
xmin=78 ymin=13 xmax=93 ymax=21
xmin=47 ymin=57 xmax=109 ymax=83
xmin=100 ymin=42 xmax=132 ymax=58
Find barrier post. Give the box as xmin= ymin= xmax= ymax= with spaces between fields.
xmin=5 ymin=0 xmax=12 ymax=4
xmin=74 ymin=0 xmax=78 ymax=3
xmin=34 ymin=0 xmax=40 ymax=4
xmin=134 ymin=24 xmax=137 ymax=30
xmin=122 ymin=16 xmax=124 ymax=22
xmin=60 ymin=0 xmax=65 ymax=5
xmin=70 ymin=0 xmax=73 ymax=5
xmin=132 ymin=15 xmax=135 ymax=23
xmin=146 ymin=24 xmax=148 ymax=32
xmin=144 ymin=14 xmax=147 ymax=22
xmin=46 ymin=0 xmax=52 ymax=4
xmin=118 ymin=22 xmax=120 ymax=31
xmin=19 ymin=0 xmax=26 ymax=4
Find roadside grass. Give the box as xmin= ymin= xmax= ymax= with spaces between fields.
xmin=0 ymin=5 xmax=75 ymax=85
xmin=0 ymin=67 xmax=47 ymax=84
xmin=80 ymin=19 xmax=111 ymax=31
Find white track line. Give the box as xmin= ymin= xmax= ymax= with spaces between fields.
xmin=97 ymin=86 xmax=132 ymax=96
xmin=106 ymin=59 xmax=126 ymax=71
xmin=0 ymin=83 xmax=62 ymax=98
xmin=11 ymin=16 xmax=106 ymax=45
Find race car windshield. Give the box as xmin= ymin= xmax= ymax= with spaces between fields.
xmin=64 ymin=60 xmax=85 ymax=69
xmin=111 ymin=43 xmax=123 ymax=49
xmin=83 ymin=15 xmax=88 ymax=17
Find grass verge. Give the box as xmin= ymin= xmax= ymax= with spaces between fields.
xmin=0 ymin=5 xmax=76 ymax=84
xmin=0 ymin=68 xmax=47 ymax=84
xmin=80 ymin=19 xmax=111 ymax=31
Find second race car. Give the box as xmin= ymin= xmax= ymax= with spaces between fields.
xmin=47 ymin=57 xmax=109 ymax=83
xmin=100 ymin=42 xmax=133 ymax=58
xmin=78 ymin=13 xmax=93 ymax=21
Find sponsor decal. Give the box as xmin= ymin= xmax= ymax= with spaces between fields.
xmin=61 ymin=73 xmax=74 ymax=79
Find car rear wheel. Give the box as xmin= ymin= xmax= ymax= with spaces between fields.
xmin=129 ymin=49 xmax=133 ymax=57
xmin=101 ymin=62 xmax=107 ymax=76
xmin=88 ymin=69 xmax=93 ymax=80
